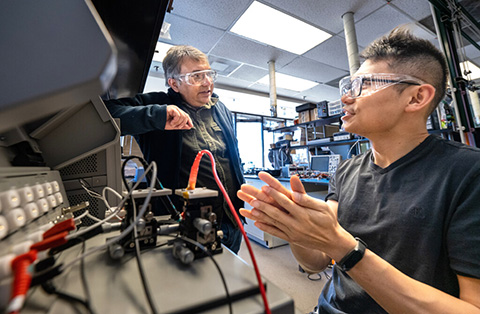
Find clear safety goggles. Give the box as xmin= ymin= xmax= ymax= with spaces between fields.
xmin=177 ymin=69 xmax=218 ymax=86
xmin=339 ymin=73 xmax=425 ymax=99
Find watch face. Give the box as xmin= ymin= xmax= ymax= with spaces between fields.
xmin=342 ymin=250 xmax=363 ymax=270
xmin=339 ymin=238 xmax=367 ymax=271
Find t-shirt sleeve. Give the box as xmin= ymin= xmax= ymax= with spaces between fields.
xmin=325 ymin=172 xmax=338 ymax=202
xmin=447 ymin=170 xmax=480 ymax=278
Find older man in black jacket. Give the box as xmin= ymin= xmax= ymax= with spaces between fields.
xmin=105 ymin=45 xmax=245 ymax=253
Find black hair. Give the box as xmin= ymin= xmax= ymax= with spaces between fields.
xmin=361 ymin=27 xmax=448 ymax=115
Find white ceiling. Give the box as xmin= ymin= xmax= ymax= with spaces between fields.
xmin=148 ymin=0 xmax=480 ymax=104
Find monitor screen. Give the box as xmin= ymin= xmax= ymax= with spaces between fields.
xmin=310 ymin=156 xmax=330 ymax=172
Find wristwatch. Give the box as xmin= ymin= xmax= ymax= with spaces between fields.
xmin=336 ymin=237 xmax=367 ymax=271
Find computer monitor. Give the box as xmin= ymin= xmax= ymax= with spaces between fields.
xmin=0 ymin=1 xmax=117 ymax=133
xmin=310 ymin=155 xmax=330 ymax=172
xmin=310 ymin=155 xmax=341 ymax=173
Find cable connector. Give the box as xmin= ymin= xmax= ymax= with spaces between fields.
xmin=61 ymin=201 xmax=90 ymax=215
xmin=186 ymin=151 xmax=206 ymax=190
xmin=101 ymin=222 xmax=122 ymax=233
xmin=31 ymin=232 xmax=68 ymax=252
xmin=8 ymin=250 xmax=37 ymax=314
xmin=43 ymin=218 xmax=75 ymax=239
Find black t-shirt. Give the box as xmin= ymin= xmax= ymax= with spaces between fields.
xmin=318 ymin=135 xmax=480 ymax=313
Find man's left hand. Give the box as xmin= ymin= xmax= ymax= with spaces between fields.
xmin=238 ymin=172 xmax=355 ymax=260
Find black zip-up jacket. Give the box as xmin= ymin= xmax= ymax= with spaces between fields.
xmin=104 ymin=88 xmax=245 ymax=221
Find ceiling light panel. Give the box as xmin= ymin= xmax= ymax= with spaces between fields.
xmin=230 ymin=1 xmax=331 ymax=55
xmin=257 ymin=72 xmax=318 ymax=92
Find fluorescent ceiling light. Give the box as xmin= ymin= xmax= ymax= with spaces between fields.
xmin=460 ymin=61 xmax=480 ymax=80
xmin=152 ymin=42 xmax=174 ymax=62
xmin=257 ymin=73 xmax=318 ymax=92
xmin=231 ymin=1 xmax=331 ymax=55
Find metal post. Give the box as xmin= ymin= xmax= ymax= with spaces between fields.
xmin=429 ymin=1 xmax=476 ymax=144
xmin=342 ymin=12 xmax=360 ymax=75
xmin=268 ymin=60 xmax=277 ymax=117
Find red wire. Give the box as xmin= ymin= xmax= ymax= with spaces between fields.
xmin=187 ymin=150 xmax=271 ymax=314
xmin=9 ymin=250 xmax=37 ymax=313
xmin=186 ymin=152 xmax=201 ymax=190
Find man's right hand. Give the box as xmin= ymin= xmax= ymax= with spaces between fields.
xmin=165 ymin=105 xmax=193 ymax=130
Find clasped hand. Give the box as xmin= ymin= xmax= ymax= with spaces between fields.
xmin=238 ymin=172 xmax=353 ymax=260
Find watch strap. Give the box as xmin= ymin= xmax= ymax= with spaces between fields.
xmin=336 ymin=237 xmax=367 ymax=271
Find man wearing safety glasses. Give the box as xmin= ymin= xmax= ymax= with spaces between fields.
xmin=105 ymin=45 xmax=245 ymax=253
xmin=238 ymin=28 xmax=480 ymax=313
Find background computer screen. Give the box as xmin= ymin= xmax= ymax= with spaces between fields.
xmin=310 ymin=156 xmax=330 ymax=172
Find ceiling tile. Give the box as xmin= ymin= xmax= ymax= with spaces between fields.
xmin=210 ymin=33 xmax=298 ymax=69
xmin=464 ymin=42 xmax=480 ymax=60
xmin=355 ymin=5 xmax=416 ymax=47
xmin=162 ymin=14 xmax=225 ymax=53
xmin=207 ymin=55 xmax=242 ymax=76
xmin=389 ymin=0 xmax=434 ymax=21
xmin=298 ymin=84 xmax=341 ymax=102
xmin=229 ymin=64 xmax=269 ymax=82
xmin=262 ymin=0 xmax=386 ymax=35
xmin=247 ymin=82 xmax=270 ymax=94
xmin=247 ymin=82 xmax=306 ymax=100
xmin=303 ymin=35 xmax=351 ymax=71
xmin=215 ymin=76 xmax=252 ymax=90
xmin=167 ymin=0 xmax=253 ymax=30
xmin=276 ymin=86 xmax=311 ymax=98
xmin=280 ymin=56 xmax=348 ymax=84
xmin=472 ymin=56 xmax=480 ymax=68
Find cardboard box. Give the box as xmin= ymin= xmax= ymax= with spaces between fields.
xmin=298 ymin=110 xmax=310 ymax=123
xmin=325 ymin=125 xmax=340 ymax=137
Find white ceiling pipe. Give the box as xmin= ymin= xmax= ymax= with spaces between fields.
xmin=342 ymin=12 xmax=360 ymax=76
xmin=268 ymin=60 xmax=277 ymax=117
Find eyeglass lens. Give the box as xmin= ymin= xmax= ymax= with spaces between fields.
xmin=341 ymin=77 xmax=362 ymax=97
xmin=187 ymin=70 xmax=217 ymax=85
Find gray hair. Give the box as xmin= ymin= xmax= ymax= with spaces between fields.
xmin=162 ymin=45 xmax=209 ymax=87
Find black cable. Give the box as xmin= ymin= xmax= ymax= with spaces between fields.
xmin=121 ymin=155 xmax=144 ymax=192
xmin=155 ymin=240 xmax=171 ymax=249
xmin=39 ymin=238 xmax=97 ymax=314
xmin=79 ymin=238 xmax=95 ymax=314
xmin=121 ymin=155 xmax=180 ymax=220
xmin=41 ymin=281 xmax=95 ymax=314
xmin=118 ymin=155 xmax=174 ymax=313
xmin=132 ymin=199 xmax=159 ymax=314
xmin=307 ymin=273 xmax=323 ymax=281
xmin=164 ymin=234 xmax=233 ymax=314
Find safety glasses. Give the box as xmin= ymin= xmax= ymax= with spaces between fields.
xmin=177 ymin=69 xmax=218 ymax=86
xmin=339 ymin=73 xmax=425 ymax=99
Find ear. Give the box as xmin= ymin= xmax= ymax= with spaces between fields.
xmin=168 ymin=77 xmax=180 ymax=93
xmin=405 ymin=84 xmax=436 ymax=113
